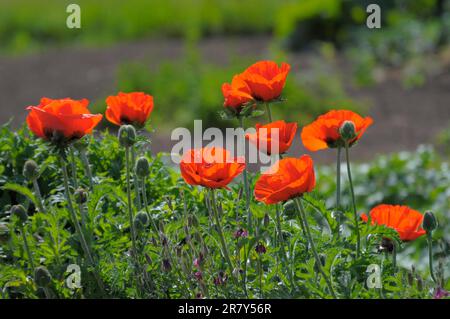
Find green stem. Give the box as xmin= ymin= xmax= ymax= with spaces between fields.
xmin=275 ymin=204 xmax=294 ymax=289
xmin=427 ymin=233 xmax=437 ymax=283
xmin=43 ymin=287 xmax=52 ymax=299
xmin=69 ymin=148 xmax=78 ymax=189
xmin=21 ymin=225 xmax=35 ymax=270
xmin=32 ymin=179 xmax=46 ymax=214
xmin=80 ymin=149 xmax=94 ymax=190
xmin=344 ymin=142 xmax=361 ymax=258
xmin=210 ymin=189 xmax=235 ymax=277
xmin=258 ymin=254 xmax=263 ymax=297
xmin=294 ymin=198 xmax=337 ymax=298
xmin=125 ymin=147 xmax=141 ymax=294
xmin=141 ymin=177 xmax=159 ymax=234
xmin=131 ymin=147 xmax=142 ymax=210
xmin=60 ymin=157 xmax=105 ymax=295
xmin=265 ymin=103 xmax=273 ymax=122
xmin=392 ymin=241 xmax=397 ymax=271
xmin=336 ymin=146 xmax=341 ymax=210
xmin=238 ymin=116 xmax=252 ymax=232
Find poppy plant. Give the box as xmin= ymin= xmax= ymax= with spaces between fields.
xmin=105 ymin=92 xmax=154 ymax=127
xmin=254 ymin=155 xmax=315 ymax=205
xmin=221 ymin=74 xmax=254 ymax=115
xmin=240 ymin=60 xmax=291 ymax=102
xmin=26 ymin=97 xmax=102 ymax=144
xmin=301 ymin=109 xmax=373 ymax=152
xmin=246 ymin=120 xmax=297 ymax=155
xmin=180 ymin=147 xmax=246 ymax=189
xmin=361 ymin=204 xmax=426 ymax=241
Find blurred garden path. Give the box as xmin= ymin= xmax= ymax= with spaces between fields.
xmin=0 ymin=36 xmax=449 ymax=162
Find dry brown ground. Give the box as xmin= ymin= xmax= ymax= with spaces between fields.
xmin=0 ymin=36 xmax=449 ymax=162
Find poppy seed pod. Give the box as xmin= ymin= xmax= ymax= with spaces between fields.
xmin=422 ymin=211 xmax=437 ymax=233
xmin=23 ymin=160 xmax=39 ymax=181
xmin=11 ymin=205 xmax=28 ymax=224
xmin=118 ymin=125 xmax=136 ymax=147
xmin=135 ymin=157 xmax=150 ymax=179
xmin=74 ymin=188 xmax=88 ymax=204
xmin=34 ymin=266 xmax=52 ymax=287
xmin=134 ymin=212 xmax=149 ymax=231
xmin=339 ymin=121 xmax=357 ymax=142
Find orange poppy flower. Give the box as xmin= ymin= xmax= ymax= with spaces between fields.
xmin=246 ymin=120 xmax=297 ymax=155
xmin=180 ymin=147 xmax=245 ymax=189
xmin=301 ymin=110 xmax=373 ymax=151
xmin=254 ymin=155 xmax=315 ymax=205
xmin=105 ymin=92 xmax=154 ymax=127
xmin=361 ymin=204 xmax=426 ymax=241
xmin=26 ymin=97 xmax=102 ymax=143
xmin=240 ymin=60 xmax=290 ymax=102
xmin=221 ymin=75 xmax=254 ymax=114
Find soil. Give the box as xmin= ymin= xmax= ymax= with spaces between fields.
xmin=0 ymin=36 xmax=449 ymax=163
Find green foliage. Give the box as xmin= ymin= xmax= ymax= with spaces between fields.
xmin=0 ymin=123 xmax=448 ymax=298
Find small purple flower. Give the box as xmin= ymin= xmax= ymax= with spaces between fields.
xmin=194 ymin=271 xmax=203 ymax=281
xmin=193 ymin=253 xmax=205 ymax=269
xmin=233 ymin=228 xmax=248 ymax=239
xmin=255 ymin=242 xmax=267 ymax=254
xmin=196 ymin=292 xmax=203 ymax=299
xmin=434 ymin=287 xmax=449 ymax=299
xmin=213 ymin=271 xmax=228 ymax=286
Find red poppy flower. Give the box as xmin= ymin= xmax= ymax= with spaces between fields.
xmin=221 ymin=75 xmax=254 ymax=114
xmin=26 ymin=97 xmax=102 ymax=142
xmin=301 ymin=110 xmax=373 ymax=151
xmin=246 ymin=120 xmax=297 ymax=155
xmin=254 ymin=155 xmax=315 ymax=205
xmin=240 ymin=60 xmax=290 ymax=102
xmin=180 ymin=147 xmax=245 ymax=189
xmin=105 ymin=92 xmax=154 ymax=127
xmin=361 ymin=204 xmax=426 ymax=241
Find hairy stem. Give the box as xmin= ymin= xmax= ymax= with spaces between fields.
xmin=345 ymin=142 xmax=361 ymax=258
xmin=294 ymin=198 xmax=337 ymax=298
xmin=427 ymin=233 xmax=437 ymax=283
xmin=210 ymin=189 xmax=235 ymax=277
xmin=131 ymin=147 xmax=142 ymax=210
xmin=125 ymin=146 xmax=141 ymax=294
xmin=238 ymin=116 xmax=252 ymax=232
xmin=32 ymin=179 xmax=46 ymax=214
xmin=21 ymin=225 xmax=35 ymax=270
xmin=80 ymin=149 xmax=94 ymax=190
xmin=60 ymin=157 xmax=105 ymax=295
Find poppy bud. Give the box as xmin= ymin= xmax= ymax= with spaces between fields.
xmin=134 ymin=212 xmax=149 ymax=231
xmin=118 ymin=125 xmax=136 ymax=147
xmin=23 ymin=160 xmax=39 ymax=181
xmin=255 ymin=242 xmax=267 ymax=254
xmin=0 ymin=223 xmax=10 ymax=244
xmin=74 ymin=188 xmax=88 ymax=204
xmin=11 ymin=205 xmax=28 ymax=224
xmin=339 ymin=121 xmax=357 ymax=142
xmin=34 ymin=266 xmax=52 ymax=287
xmin=135 ymin=157 xmax=150 ymax=179
xmin=422 ymin=211 xmax=437 ymax=233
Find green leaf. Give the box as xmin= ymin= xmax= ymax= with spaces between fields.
xmin=1 ymin=183 xmax=38 ymax=208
